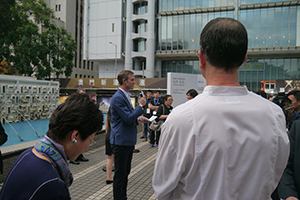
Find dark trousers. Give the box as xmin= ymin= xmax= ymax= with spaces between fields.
xmin=150 ymin=130 xmax=161 ymax=145
xmin=111 ymin=144 xmax=134 ymax=200
xmin=143 ymin=122 xmax=151 ymax=139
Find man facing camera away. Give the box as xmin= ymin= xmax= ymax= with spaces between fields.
xmin=152 ymin=18 xmax=289 ymax=200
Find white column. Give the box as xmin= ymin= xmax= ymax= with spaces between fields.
xmin=125 ymin=0 xmax=133 ymax=70
xmin=146 ymin=0 xmax=155 ymax=78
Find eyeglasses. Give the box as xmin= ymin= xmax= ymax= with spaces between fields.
xmin=88 ymin=136 xmax=96 ymax=146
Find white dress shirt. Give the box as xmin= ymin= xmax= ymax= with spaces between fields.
xmin=152 ymin=86 xmax=289 ymax=200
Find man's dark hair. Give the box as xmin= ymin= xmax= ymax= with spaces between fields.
xmin=117 ymin=70 xmax=134 ymax=85
xmin=200 ymin=17 xmax=248 ymax=72
xmin=147 ymin=90 xmax=153 ymax=93
xmin=186 ymin=89 xmax=198 ymax=98
xmin=47 ymin=93 xmax=103 ymax=142
xmin=164 ymin=95 xmax=172 ymax=102
xmin=287 ymin=90 xmax=300 ymax=102
xmin=77 ymin=88 xmax=86 ymax=93
xmin=154 ymin=90 xmax=160 ymax=94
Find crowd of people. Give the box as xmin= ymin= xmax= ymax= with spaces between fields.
xmin=1 ymin=17 xmax=300 ymax=200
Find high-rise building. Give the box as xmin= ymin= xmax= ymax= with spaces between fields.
xmin=84 ymin=0 xmax=300 ymax=91
xmin=46 ymin=0 xmax=97 ymax=79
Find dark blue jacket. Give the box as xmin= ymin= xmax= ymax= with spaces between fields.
xmin=110 ymin=89 xmax=144 ymax=146
xmin=0 ymin=148 xmax=70 ymax=200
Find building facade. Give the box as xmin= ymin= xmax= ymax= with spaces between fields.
xmin=84 ymin=0 xmax=300 ymax=91
xmin=46 ymin=0 xmax=97 ymax=79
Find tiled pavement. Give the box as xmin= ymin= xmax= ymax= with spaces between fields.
xmin=69 ymin=136 xmax=158 ymax=200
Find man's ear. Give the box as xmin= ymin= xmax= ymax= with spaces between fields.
xmin=199 ymin=50 xmax=206 ymax=70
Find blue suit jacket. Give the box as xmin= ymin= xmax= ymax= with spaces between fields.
xmin=110 ymin=89 xmax=144 ymax=146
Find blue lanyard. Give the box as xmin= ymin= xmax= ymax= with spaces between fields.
xmin=154 ymin=99 xmax=159 ymax=106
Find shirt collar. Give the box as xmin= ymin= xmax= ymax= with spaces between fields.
xmin=119 ymin=88 xmax=131 ymax=99
xmin=203 ymin=85 xmax=249 ymax=96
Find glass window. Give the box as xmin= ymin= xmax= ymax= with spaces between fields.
xmin=271 ymin=59 xmax=277 ymax=80
xmin=162 ymin=0 xmax=167 ymax=12
xmin=202 ymin=0 xmax=208 ymax=8
xmin=274 ymin=7 xmax=282 ymax=47
xmin=184 ymin=14 xmax=190 ymax=49
xmin=157 ymin=17 xmax=162 ymax=50
xmin=291 ymin=59 xmax=298 ymax=79
xmin=277 ymin=59 xmax=284 ymax=79
xmin=260 ymin=9 xmax=267 ymax=47
xmin=252 ymin=71 xmax=258 ymax=91
xmin=282 ymin=7 xmax=289 ymax=47
xmin=253 ymin=9 xmax=260 ymax=47
xmin=191 ymin=0 xmax=196 ymax=9
xmin=179 ymin=0 xmax=184 ymax=10
xmin=284 ymin=59 xmax=291 ymax=79
xmin=289 ymin=7 xmax=296 ymax=46
xmin=162 ymin=17 xmax=167 ymax=50
xmin=167 ymin=0 xmax=173 ymax=11
xmin=238 ymin=70 xmax=245 ymax=85
xmin=167 ymin=16 xmax=172 ymax=50
xmin=174 ymin=0 xmax=179 ymax=10
xmin=172 ymin=16 xmax=179 ymax=50
xmin=247 ymin=10 xmax=254 ymax=48
xmin=267 ymin=8 xmax=274 ymax=47
xmin=190 ymin=14 xmax=196 ymax=50
xmin=245 ymin=71 xmax=252 ymax=89
xmin=196 ymin=0 xmax=201 ymax=9
xmin=185 ymin=0 xmax=190 ymax=10
xmin=209 ymin=0 xmax=214 ymax=7
xmin=178 ymin=15 xmax=184 ymax=50
xmin=264 ymin=59 xmax=270 ymax=80
xmin=215 ymin=0 xmax=221 ymax=7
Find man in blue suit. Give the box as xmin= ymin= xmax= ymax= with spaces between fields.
xmin=110 ymin=70 xmax=148 ymax=200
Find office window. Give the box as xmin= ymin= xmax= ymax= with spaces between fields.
xmin=84 ymin=75 xmax=86 ymax=78
xmin=75 ymin=74 xmax=78 ymax=78
xmin=87 ymin=61 xmax=90 ymax=70
xmin=91 ymin=62 xmax=94 ymax=71
xmin=59 ymin=4 xmax=61 ymax=11
xmin=80 ymin=74 xmax=82 ymax=78
xmin=112 ymin=23 xmax=114 ymax=32
xmin=55 ymin=5 xmax=58 ymax=11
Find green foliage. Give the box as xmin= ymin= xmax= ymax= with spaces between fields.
xmin=0 ymin=0 xmax=77 ymax=79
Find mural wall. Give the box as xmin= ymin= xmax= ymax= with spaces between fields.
xmin=0 ymin=75 xmax=59 ymax=124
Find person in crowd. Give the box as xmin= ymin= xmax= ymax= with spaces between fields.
xmin=142 ymin=90 xmax=153 ymax=142
xmin=0 ymin=121 xmax=8 ymax=174
xmin=110 ymin=70 xmax=148 ymax=200
xmin=70 ymin=88 xmax=90 ymax=165
xmin=0 ymin=93 xmax=103 ymax=199
xmin=152 ymin=17 xmax=289 ymax=200
xmin=105 ymin=107 xmax=114 ymax=184
xmin=149 ymin=95 xmax=173 ymax=148
xmin=286 ymin=90 xmax=300 ymax=130
xmin=148 ymin=91 xmax=163 ymax=148
xmin=186 ymin=89 xmax=198 ymax=100
xmin=278 ymin=120 xmax=300 ymax=200
xmin=256 ymin=90 xmax=268 ymax=99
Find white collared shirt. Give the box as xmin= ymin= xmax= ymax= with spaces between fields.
xmin=153 ymin=86 xmax=289 ymax=200
xmin=119 ymin=87 xmax=132 ymax=106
